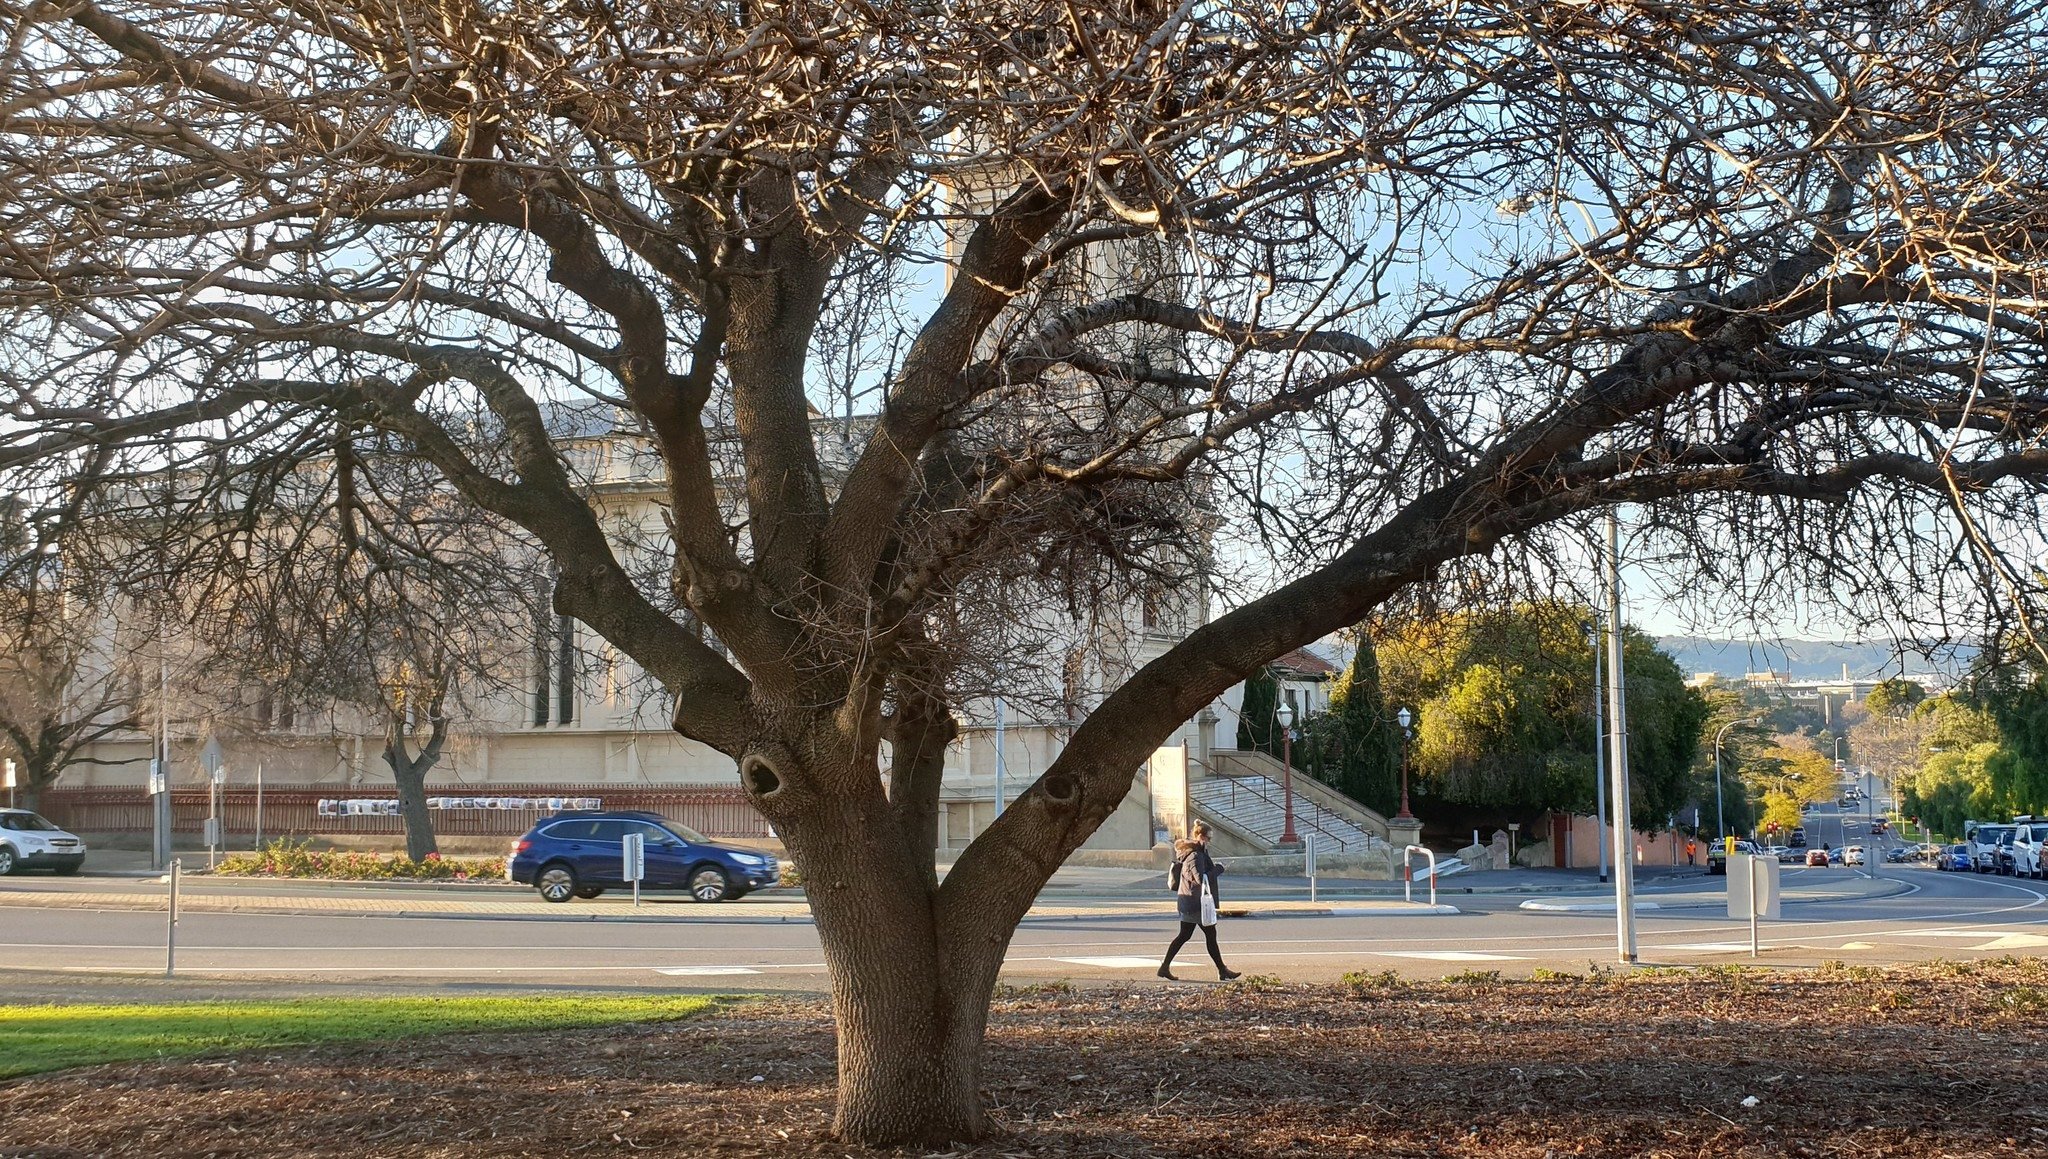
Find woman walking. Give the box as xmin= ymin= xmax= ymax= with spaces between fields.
xmin=1159 ymin=821 xmax=1239 ymax=981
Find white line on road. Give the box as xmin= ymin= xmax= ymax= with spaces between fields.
xmin=1376 ymin=951 xmax=1529 ymax=961
xmin=654 ymin=967 xmax=763 ymax=976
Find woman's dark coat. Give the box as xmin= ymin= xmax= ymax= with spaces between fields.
xmin=1173 ymin=838 xmax=1223 ymax=925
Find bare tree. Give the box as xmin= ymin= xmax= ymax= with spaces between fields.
xmin=0 ymin=533 xmax=145 ymax=812
xmin=5 ymin=0 xmax=2048 ymax=1143
xmin=198 ymin=438 xmax=547 ymax=859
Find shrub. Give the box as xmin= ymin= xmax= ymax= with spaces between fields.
xmin=214 ymin=839 xmax=505 ymax=882
xmin=1337 ymin=969 xmax=1405 ymax=997
xmin=1441 ymin=969 xmax=1503 ymax=987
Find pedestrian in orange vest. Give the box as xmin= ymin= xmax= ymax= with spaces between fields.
xmin=1685 ymin=839 xmax=1697 ymax=865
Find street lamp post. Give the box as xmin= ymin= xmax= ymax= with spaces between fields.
xmin=1586 ymin=619 xmax=1608 ymax=884
xmin=1275 ymin=701 xmax=1300 ymax=846
xmin=1713 ymin=714 xmax=1765 ymax=839
xmin=1395 ymin=706 xmax=1414 ymax=820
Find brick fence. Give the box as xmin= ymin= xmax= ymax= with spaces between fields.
xmin=38 ymin=784 xmax=772 ymax=841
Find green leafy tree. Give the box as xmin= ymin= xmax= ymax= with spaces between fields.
xmin=1865 ymin=678 xmax=1927 ymax=720
xmin=1375 ymin=602 xmax=1707 ymax=825
xmin=1320 ymin=640 xmax=1402 ymax=815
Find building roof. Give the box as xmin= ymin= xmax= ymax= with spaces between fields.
xmin=1274 ymin=648 xmax=1340 ymax=678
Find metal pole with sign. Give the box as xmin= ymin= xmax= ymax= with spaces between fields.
xmin=254 ymin=760 xmax=264 ymax=850
xmin=3 ymin=758 xmax=13 ymax=810
xmin=149 ymin=759 xmax=171 ymax=871
xmin=623 ymin=832 xmax=646 ymax=907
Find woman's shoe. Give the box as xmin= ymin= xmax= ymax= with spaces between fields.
xmin=1218 ymin=968 xmax=1241 ymax=981
xmin=1156 ymin=965 xmax=1177 ymax=980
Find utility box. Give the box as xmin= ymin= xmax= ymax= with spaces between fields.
xmin=1727 ymin=854 xmax=1782 ymax=920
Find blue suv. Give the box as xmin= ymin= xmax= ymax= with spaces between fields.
xmin=508 ymin=810 xmax=779 ymax=903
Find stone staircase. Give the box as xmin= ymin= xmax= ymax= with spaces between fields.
xmin=1188 ymin=769 xmax=1386 ymax=855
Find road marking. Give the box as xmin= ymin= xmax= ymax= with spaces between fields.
xmin=1051 ymin=956 xmax=1164 ymax=968
xmin=1969 ymin=932 xmax=2048 ymax=950
xmin=654 ymin=966 xmax=762 ymax=976
xmin=1663 ymin=942 xmax=1757 ymax=952
xmin=1840 ymin=942 xmax=1877 ymax=950
xmin=1377 ymin=951 xmax=1528 ymax=961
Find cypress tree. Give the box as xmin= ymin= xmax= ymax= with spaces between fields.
xmin=1236 ymin=665 xmax=1280 ymax=756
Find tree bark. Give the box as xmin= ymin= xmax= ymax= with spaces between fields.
xmin=383 ymin=725 xmax=444 ymax=861
xmin=750 ymin=730 xmax=1011 ymax=1145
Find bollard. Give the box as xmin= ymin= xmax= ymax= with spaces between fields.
xmin=165 ymin=858 xmax=180 ymax=978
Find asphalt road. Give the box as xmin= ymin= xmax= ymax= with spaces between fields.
xmin=2 ymin=858 xmax=2041 ymax=995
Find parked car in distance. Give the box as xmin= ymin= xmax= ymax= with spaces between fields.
xmin=1827 ymin=847 xmax=1844 ymax=865
xmin=1789 ymin=828 xmax=1807 ymax=848
xmin=1705 ymin=839 xmax=1763 ymax=875
xmin=2008 ymin=821 xmax=2048 ymax=879
xmin=1972 ymin=824 xmax=2018 ymax=874
xmin=507 ymin=810 xmax=780 ymax=903
xmin=1772 ymin=845 xmax=1804 ymax=863
xmin=1806 ymin=848 xmax=1831 ymax=867
xmin=0 ymin=809 xmax=87 ymax=875
xmin=1885 ymin=846 xmax=1909 ymax=863
xmin=1942 ymin=844 xmax=1973 ymax=871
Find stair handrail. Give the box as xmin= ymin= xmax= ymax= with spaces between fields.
xmin=1195 ymin=773 xmax=1372 ymax=852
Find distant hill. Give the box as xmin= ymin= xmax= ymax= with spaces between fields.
xmin=1655 ymin=636 xmax=1976 ymax=681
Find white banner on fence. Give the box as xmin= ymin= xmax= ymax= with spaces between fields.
xmin=316 ymin=796 xmax=602 ymax=817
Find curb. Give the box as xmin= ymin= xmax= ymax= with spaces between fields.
xmin=0 ymin=896 xmax=1462 ymax=926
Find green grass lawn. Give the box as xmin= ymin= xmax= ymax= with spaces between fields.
xmin=0 ymin=994 xmax=722 ymax=1079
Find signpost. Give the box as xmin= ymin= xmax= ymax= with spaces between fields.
xmin=3 ymin=758 xmax=13 ymax=809
xmin=1727 ymin=854 xmax=1782 ymax=958
xmin=148 ymin=758 xmax=171 ymax=870
xmin=200 ymin=738 xmax=226 ymax=869
xmin=623 ymin=832 xmax=646 ymax=907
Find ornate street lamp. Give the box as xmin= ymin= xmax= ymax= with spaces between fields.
xmin=1395 ymin=706 xmax=1415 ymax=820
xmin=1275 ymin=700 xmax=1299 ymax=845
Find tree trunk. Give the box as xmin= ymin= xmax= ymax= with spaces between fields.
xmin=759 ymin=744 xmax=1005 ymax=1146
xmin=384 ymin=745 xmax=440 ymax=861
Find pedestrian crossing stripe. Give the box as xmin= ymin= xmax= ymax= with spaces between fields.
xmin=1052 ymin=956 xmax=1164 ymax=968
xmin=655 ymin=966 xmax=762 ymax=975
xmin=1376 ymin=951 xmax=1528 ymax=961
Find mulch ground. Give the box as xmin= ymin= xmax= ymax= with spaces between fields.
xmin=4 ymin=960 xmax=2047 ymax=1157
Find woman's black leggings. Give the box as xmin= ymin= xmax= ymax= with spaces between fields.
xmin=1162 ymin=921 xmax=1225 ymax=969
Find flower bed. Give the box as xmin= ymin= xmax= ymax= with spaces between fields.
xmin=215 ymin=839 xmax=505 ymax=882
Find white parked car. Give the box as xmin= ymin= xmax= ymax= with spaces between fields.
xmin=2006 ymin=821 xmax=2048 ymax=879
xmin=1971 ymin=824 xmax=2017 ymax=873
xmin=0 ymin=809 xmax=87 ymax=875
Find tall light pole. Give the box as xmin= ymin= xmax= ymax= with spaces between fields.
xmin=1586 ymin=619 xmax=1609 ymax=884
xmin=1275 ymin=700 xmax=1300 ymax=846
xmin=1714 ymin=715 xmax=1764 ymax=838
xmin=1395 ymin=706 xmax=1414 ymax=820
xmin=1603 ymin=513 xmax=1637 ymax=964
